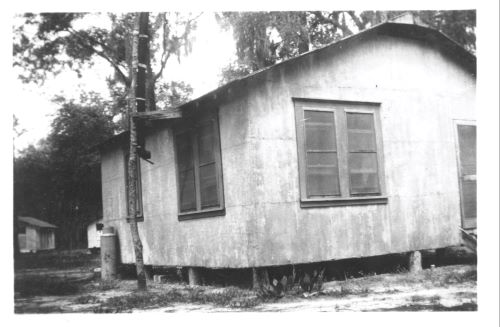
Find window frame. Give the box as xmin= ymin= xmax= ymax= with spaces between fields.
xmin=124 ymin=151 xmax=144 ymax=222
xmin=294 ymin=98 xmax=388 ymax=208
xmin=453 ymin=119 xmax=476 ymax=229
xmin=173 ymin=109 xmax=225 ymax=221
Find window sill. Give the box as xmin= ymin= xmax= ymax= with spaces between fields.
xmin=300 ymin=196 xmax=388 ymax=208
xmin=126 ymin=215 xmax=144 ymax=223
xmin=178 ymin=208 xmax=226 ymax=221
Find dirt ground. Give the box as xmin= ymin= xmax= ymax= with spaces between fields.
xmin=14 ymin=249 xmax=477 ymax=313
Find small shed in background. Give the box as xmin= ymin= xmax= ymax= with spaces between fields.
xmin=87 ymin=219 xmax=104 ymax=250
xmin=17 ymin=216 xmax=57 ymax=253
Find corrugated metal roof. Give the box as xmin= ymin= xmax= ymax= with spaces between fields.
xmin=17 ymin=216 xmax=57 ymax=229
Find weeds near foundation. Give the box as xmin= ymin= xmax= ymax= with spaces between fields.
xmin=257 ymin=267 xmax=326 ymax=299
xmin=326 ymin=285 xmax=370 ymax=297
xmin=410 ymin=295 xmax=427 ymax=302
xmin=442 ymin=269 xmax=477 ymax=284
xmin=429 ymin=295 xmax=441 ymax=304
xmin=75 ymin=295 xmax=100 ymax=304
xmin=97 ymin=280 xmax=119 ymax=291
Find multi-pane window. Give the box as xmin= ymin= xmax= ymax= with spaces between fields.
xmin=124 ymin=153 xmax=144 ymax=220
xmin=294 ymin=99 xmax=387 ymax=207
xmin=174 ymin=112 xmax=224 ymax=219
xmin=346 ymin=112 xmax=381 ymax=195
xmin=304 ymin=110 xmax=340 ymax=197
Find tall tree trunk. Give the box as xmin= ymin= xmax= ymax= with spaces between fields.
xmin=127 ymin=12 xmax=148 ymax=291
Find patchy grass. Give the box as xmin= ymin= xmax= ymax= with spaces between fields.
xmin=441 ymin=269 xmax=477 ymax=284
xmin=14 ymin=248 xmax=477 ymax=313
xmin=375 ymin=302 xmax=477 ymax=312
xmin=74 ymin=295 xmax=100 ymax=304
xmin=93 ymin=280 xmax=119 ymax=291
xmin=410 ymin=295 xmax=427 ymax=302
xmin=15 ymin=305 xmax=65 ymax=314
xmin=15 ymin=277 xmax=83 ymax=297
xmin=15 ymin=250 xmax=100 ymax=270
xmin=92 ymin=286 xmax=260 ymax=313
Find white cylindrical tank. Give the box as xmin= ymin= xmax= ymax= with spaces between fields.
xmin=100 ymin=226 xmax=117 ymax=280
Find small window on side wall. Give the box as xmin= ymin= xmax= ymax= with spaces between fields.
xmin=174 ymin=109 xmax=224 ymax=220
xmin=124 ymin=152 xmax=144 ymax=221
xmin=294 ymin=99 xmax=387 ymax=207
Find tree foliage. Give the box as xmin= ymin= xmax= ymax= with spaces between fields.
xmin=13 ymin=13 xmax=201 ymax=251
xmin=14 ymin=97 xmax=117 ymax=249
xmin=13 ymin=12 xmax=199 ymax=112
xmin=217 ymin=10 xmax=476 ymax=84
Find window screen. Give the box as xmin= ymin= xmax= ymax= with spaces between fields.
xmin=295 ymin=100 xmax=386 ymax=206
xmin=304 ymin=110 xmax=340 ymax=197
xmin=198 ymin=123 xmax=219 ymax=209
xmin=346 ymin=113 xmax=380 ymax=195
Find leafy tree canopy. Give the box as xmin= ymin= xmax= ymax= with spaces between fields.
xmin=13 ymin=12 xmax=200 ymax=113
xmin=14 ymin=95 xmax=117 ymax=248
xmin=13 ymin=12 xmax=201 ymax=250
xmin=217 ymin=10 xmax=476 ymax=84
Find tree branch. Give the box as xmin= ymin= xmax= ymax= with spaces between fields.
xmin=347 ymin=11 xmax=365 ymax=31
xmin=154 ymin=12 xmax=203 ymax=82
xmin=66 ymin=27 xmax=130 ymax=86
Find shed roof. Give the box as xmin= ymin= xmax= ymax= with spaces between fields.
xmin=17 ymin=216 xmax=57 ymax=229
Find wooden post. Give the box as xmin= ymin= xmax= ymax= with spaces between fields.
xmin=252 ymin=268 xmax=259 ymax=290
xmin=252 ymin=267 xmax=270 ymax=289
xmin=188 ymin=267 xmax=202 ymax=286
xmin=408 ymin=251 xmax=422 ymax=273
xmin=144 ymin=265 xmax=153 ymax=281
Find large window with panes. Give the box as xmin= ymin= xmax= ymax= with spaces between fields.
xmin=294 ymin=99 xmax=387 ymax=207
xmin=174 ymin=109 xmax=224 ymax=220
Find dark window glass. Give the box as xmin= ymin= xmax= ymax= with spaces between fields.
xmin=175 ymin=118 xmax=223 ymax=215
xmin=197 ymin=123 xmax=219 ymax=208
xmin=176 ymin=133 xmax=193 ymax=171
xmin=179 ymin=169 xmax=197 ymax=212
xmin=198 ymin=124 xmax=215 ymax=165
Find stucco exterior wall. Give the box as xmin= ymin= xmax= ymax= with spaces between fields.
xmin=101 ymin=34 xmax=475 ymax=268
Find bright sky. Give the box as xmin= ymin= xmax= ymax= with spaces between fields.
xmin=13 ymin=12 xmax=236 ymax=152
